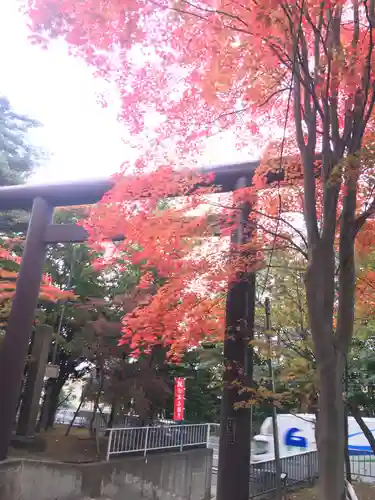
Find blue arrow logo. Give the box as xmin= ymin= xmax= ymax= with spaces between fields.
xmin=285 ymin=427 xmax=307 ymax=448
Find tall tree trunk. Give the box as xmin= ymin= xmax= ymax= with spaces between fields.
xmin=45 ymin=382 xmax=62 ymax=429
xmin=107 ymin=398 xmax=117 ymax=429
xmin=306 ymin=248 xmax=346 ymax=500
xmin=316 ymin=360 xmax=345 ymax=500
xmin=39 ymin=374 xmax=66 ymax=431
xmin=89 ymin=390 xmax=101 ymax=436
xmin=306 ymin=263 xmax=347 ymax=500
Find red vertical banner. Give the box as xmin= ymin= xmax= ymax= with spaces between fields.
xmin=173 ymin=377 xmax=185 ymax=421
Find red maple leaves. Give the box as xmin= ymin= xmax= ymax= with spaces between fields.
xmin=25 ymin=0 xmax=375 ymax=355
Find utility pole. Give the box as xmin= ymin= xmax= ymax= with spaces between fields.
xmin=265 ymin=297 xmax=282 ymax=500
xmin=217 ymin=176 xmax=255 ymax=500
xmin=344 ymin=357 xmax=351 ymax=483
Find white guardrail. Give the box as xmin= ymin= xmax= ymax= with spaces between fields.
xmin=106 ymin=423 xmax=212 ymax=461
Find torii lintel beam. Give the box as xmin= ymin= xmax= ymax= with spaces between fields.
xmin=44 ymin=224 xmax=122 ymax=244
xmin=0 ymin=160 xmax=261 ymax=211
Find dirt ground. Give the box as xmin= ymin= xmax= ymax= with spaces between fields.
xmin=288 ymin=482 xmax=375 ymax=500
xmin=9 ymin=424 xmax=107 ymax=462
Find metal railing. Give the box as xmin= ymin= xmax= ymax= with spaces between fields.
xmin=106 ymin=423 xmax=375 ymax=497
xmin=54 ymin=410 xmax=145 ymax=430
xmin=248 ymin=452 xmax=375 ymax=497
xmin=94 ymin=414 xmax=142 ymax=431
xmin=350 ymin=454 xmax=375 ymax=480
xmin=249 ymin=452 xmax=375 ymax=498
xmin=106 ymin=423 xmax=210 ymax=461
xmin=249 ymin=451 xmax=319 ymax=498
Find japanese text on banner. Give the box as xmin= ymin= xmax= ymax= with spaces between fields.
xmin=173 ymin=377 xmax=185 ymax=421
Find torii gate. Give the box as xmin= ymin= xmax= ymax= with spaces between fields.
xmin=0 ymin=161 xmax=261 ymax=500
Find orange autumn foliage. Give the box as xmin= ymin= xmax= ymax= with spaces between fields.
xmin=26 ymin=0 xmax=375 ymax=359
xmin=0 ymin=247 xmax=75 ymax=305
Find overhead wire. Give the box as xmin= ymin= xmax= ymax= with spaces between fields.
xmin=259 ymin=0 xmax=307 ymax=299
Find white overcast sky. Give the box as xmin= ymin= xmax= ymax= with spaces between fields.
xmin=0 ymin=1 xmax=259 ymax=185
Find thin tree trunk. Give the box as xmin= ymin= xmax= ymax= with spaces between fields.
xmin=36 ymin=386 xmax=47 ymax=432
xmin=15 ymin=355 xmax=32 ymax=424
xmin=15 ymin=385 xmax=24 ymax=422
xmin=45 ymin=378 xmax=65 ymax=429
xmin=46 ymin=392 xmax=59 ymax=429
xmin=65 ymin=395 xmax=85 ymax=436
xmin=89 ymin=395 xmax=100 ymax=436
xmin=89 ymin=372 xmax=104 ymax=437
xmin=348 ymin=401 xmax=375 ymax=453
xmin=97 ymin=405 xmax=108 ymax=427
xmin=108 ymin=398 xmax=117 ymax=429
xmin=56 ymin=391 xmax=72 ymax=412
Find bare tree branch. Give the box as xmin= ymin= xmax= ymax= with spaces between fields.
xmin=355 ymin=196 xmax=375 ymax=234
xmin=255 ymin=220 xmax=309 ymax=259
xmin=251 ymin=208 xmax=308 ymax=250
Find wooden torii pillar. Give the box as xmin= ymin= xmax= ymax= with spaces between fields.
xmin=0 ymin=162 xmax=259 ymax=500
xmin=0 ymin=178 xmax=112 ymax=461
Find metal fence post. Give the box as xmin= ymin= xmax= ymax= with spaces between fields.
xmin=180 ymin=426 xmax=184 ymax=452
xmin=144 ymin=426 xmax=150 ymax=457
xmin=106 ymin=429 xmax=113 ymax=461
xmin=307 ymin=451 xmax=313 ymax=485
xmin=206 ymin=423 xmax=211 ymax=448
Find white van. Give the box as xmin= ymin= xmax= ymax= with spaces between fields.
xmin=251 ymin=413 xmax=375 ymax=463
xmin=54 ymin=408 xmax=87 ymax=427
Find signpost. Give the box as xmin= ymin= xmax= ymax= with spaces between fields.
xmin=45 ymin=364 xmax=60 ymax=379
xmin=173 ymin=377 xmax=185 ymax=422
